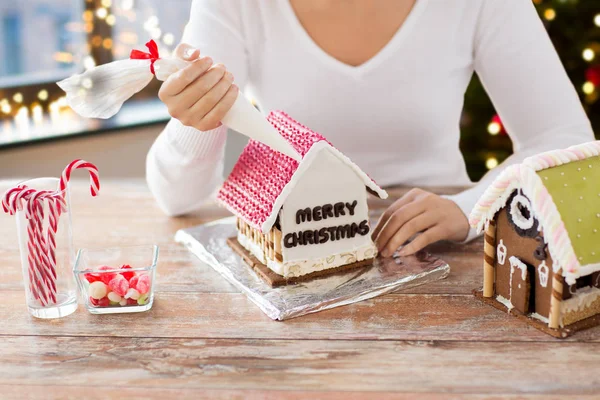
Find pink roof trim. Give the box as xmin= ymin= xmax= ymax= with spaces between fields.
xmin=217 ymin=110 xmax=387 ymax=233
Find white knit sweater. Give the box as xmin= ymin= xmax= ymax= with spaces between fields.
xmin=146 ymin=0 xmax=593 ymax=241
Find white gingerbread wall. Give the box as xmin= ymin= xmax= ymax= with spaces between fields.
xmin=279 ymin=148 xmax=371 ymax=262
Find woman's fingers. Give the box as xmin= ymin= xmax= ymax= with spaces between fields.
xmin=374 ymin=200 xmax=426 ymax=253
xmin=381 ymin=211 xmax=438 ymax=257
xmin=176 ymin=64 xmax=227 ymax=110
xmin=398 ymin=226 xmax=446 ymax=256
xmin=197 ymin=84 xmax=239 ymax=131
xmin=156 ymin=45 xmax=238 ymax=132
xmin=372 ymin=189 xmax=419 ymax=239
xmin=189 ymin=70 xmax=233 ymax=116
xmin=175 ymin=43 xmax=200 ymax=61
xmin=190 ymin=72 xmax=235 ymax=128
xmin=159 ymin=57 xmax=213 ymax=99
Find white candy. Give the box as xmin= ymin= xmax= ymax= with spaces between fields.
xmin=107 ymin=292 xmax=122 ymax=303
xmin=124 ymin=288 xmax=140 ymax=300
xmin=89 ymin=281 xmax=108 ymax=300
xmin=119 ymin=298 xmax=127 ymax=306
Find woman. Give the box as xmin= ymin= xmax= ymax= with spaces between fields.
xmin=147 ymin=0 xmax=593 ymax=257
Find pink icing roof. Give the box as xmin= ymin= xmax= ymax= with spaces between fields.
xmin=217 ymin=110 xmax=387 ymax=232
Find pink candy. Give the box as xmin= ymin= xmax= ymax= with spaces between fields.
xmin=98 ymin=265 xmax=116 ymax=285
xmin=86 ymin=264 xmax=152 ymax=307
xmin=135 ymin=274 xmax=151 ymax=294
xmin=108 ymin=274 xmax=129 ymax=296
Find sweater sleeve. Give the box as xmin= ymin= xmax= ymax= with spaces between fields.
xmin=446 ymin=0 xmax=594 ymax=241
xmin=146 ymin=0 xmax=249 ymax=216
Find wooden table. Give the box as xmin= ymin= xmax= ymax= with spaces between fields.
xmin=1 ymin=180 xmax=599 ymax=399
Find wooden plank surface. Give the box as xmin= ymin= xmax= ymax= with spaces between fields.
xmin=1 ymin=179 xmax=599 ymax=399
xmin=1 ymin=336 xmax=600 ymax=395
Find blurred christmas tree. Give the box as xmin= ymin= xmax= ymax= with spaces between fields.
xmin=461 ymin=0 xmax=600 ymax=181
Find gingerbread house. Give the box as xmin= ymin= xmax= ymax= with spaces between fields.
xmin=470 ymin=141 xmax=600 ymax=337
xmin=217 ymin=111 xmax=388 ymax=286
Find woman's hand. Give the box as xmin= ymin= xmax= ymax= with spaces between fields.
xmin=158 ymin=43 xmax=239 ymax=132
xmin=372 ymin=188 xmax=470 ymax=257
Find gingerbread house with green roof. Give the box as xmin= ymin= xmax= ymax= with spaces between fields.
xmin=470 ymin=141 xmax=600 ymax=338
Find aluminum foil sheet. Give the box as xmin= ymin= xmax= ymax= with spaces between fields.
xmin=175 ymin=217 xmax=450 ymax=320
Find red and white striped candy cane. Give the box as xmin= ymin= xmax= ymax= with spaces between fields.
xmin=2 ymin=185 xmax=33 ymax=215
xmin=26 ymin=191 xmax=57 ymax=304
xmin=25 ymin=199 xmax=51 ymax=306
xmin=60 ymin=159 xmax=100 ymax=197
xmin=3 ymin=159 xmax=100 ymax=308
xmin=2 ymin=186 xmax=46 ymax=304
xmin=2 ymin=186 xmax=23 ymax=214
xmin=46 ymin=194 xmax=67 ymax=293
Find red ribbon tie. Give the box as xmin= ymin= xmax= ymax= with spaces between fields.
xmin=130 ymin=39 xmax=160 ymax=75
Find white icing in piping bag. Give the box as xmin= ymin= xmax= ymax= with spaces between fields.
xmin=57 ymin=40 xmax=302 ymax=161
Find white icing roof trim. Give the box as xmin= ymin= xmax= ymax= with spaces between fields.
xmin=469 ymin=141 xmax=600 ymax=285
xmin=260 ymin=141 xmax=388 ymax=233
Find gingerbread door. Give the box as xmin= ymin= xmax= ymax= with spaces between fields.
xmin=509 ymin=256 xmax=532 ymax=314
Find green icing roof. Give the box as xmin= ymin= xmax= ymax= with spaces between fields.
xmin=537 ymin=155 xmax=600 ymax=266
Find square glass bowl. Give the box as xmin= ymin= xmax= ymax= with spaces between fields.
xmin=74 ymin=245 xmax=158 ymax=314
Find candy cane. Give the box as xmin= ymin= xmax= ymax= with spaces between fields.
xmin=60 ymin=159 xmax=100 ymax=197
xmin=25 ymin=199 xmax=51 ymax=306
xmin=2 ymin=186 xmax=24 ymax=213
xmin=46 ymin=194 xmax=67 ymax=293
xmin=2 ymin=185 xmax=33 ymax=215
xmin=2 ymin=159 xmax=100 ymax=309
xmin=2 ymin=186 xmax=47 ymax=305
xmin=27 ymin=192 xmax=57 ymax=304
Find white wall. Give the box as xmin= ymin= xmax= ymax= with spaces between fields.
xmin=0 ymin=123 xmax=248 ymax=180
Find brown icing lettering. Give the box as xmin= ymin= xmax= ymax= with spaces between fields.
xmin=358 ymin=220 xmax=370 ymax=235
xmin=296 ymin=208 xmax=312 ymax=224
xmin=283 ymin=219 xmax=371 ymax=248
xmin=334 ymin=202 xmax=346 ymax=217
xmin=295 ymin=201 xmax=360 ymax=225
xmin=327 ymin=226 xmax=338 ymax=241
xmin=350 ymin=222 xmax=359 ymax=237
xmin=284 ymin=233 xmax=296 ymax=248
xmin=313 ymin=206 xmax=322 ymax=221
xmin=303 ymin=230 xmax=315 ymax=245
xmin=346 ymin=200 xmax=357 ymax=216
xmin=318 ymin=228 xmax=328 ymax=244
xmin=322 ymin=204 xmax=334 ymax=219
xmin=335 ymin=224 xmax=351 ymax=240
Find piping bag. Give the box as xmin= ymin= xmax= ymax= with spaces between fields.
xmin=57 ymin=40 xmax=302 ymax=161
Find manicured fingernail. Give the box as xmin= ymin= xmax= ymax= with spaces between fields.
xmin=381 ymin=249 xmax=389 ymax=257
xmin=185 ymin=48 xmax=196 ymax=58
xmin=202 ymin=56 xmax=212 ymax=64
xmin=398 ymin=249 xmax=408 ymax=256
xmin=226 ymin=71 xmax=234 ymax=81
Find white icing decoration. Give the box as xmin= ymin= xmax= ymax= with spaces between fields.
xmin=560 ymin=286 xmax=600 ymax=321
xmin=509 ymin=256 xmax=528 ymax=281
xmin=496 ymin=295 xmax=514 ymax=311
xmin=259 ymin=142 xmax=388 ymax=233
xmin=279 ymin=149 xmax=373 ymax=263
xmin=538 ymin=261 xmax=549 ymax=288
xmin=509 ymin=256 xmax=528 ymax=304
xmin=530 ymin=312 xmax=549 ymax=324
xmin=496 ymin=239 xmax=507 ymax=265
xmin=509 ymin=193 xmax=534 ymax=230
